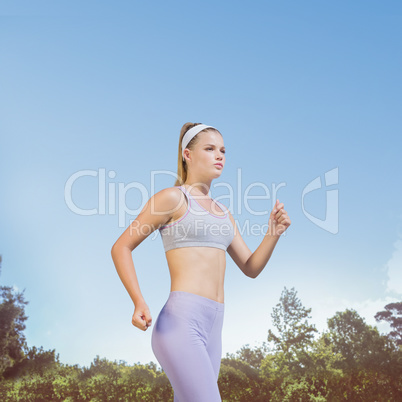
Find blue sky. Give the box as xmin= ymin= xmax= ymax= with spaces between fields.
xmin=1 ymin=1 xmax=401 ymax=369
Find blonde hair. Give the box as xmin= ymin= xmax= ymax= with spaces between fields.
xmin=174 ymin=122 xmax=221 ymax=187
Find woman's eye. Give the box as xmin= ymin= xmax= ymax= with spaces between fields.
xmin=206 ymin=147 xmax=225 ymax=153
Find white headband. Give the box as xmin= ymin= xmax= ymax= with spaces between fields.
xmin=181 ymin=124 xmax=218 ymax=161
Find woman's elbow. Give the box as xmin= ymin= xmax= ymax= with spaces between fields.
xmin=111 ymin=241 xmax=135 ymax=257
xmin=247 ymin=271 xmax=258 ymax=279
xmin=111 ymin=243 xmax=117 ymax=259
xmin=111 ymin=242 xmax=123 ymax=258
xmin=241 ymin=264 xmax=257 ymax=279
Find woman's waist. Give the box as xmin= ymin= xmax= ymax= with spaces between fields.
xmin=168 ymin=260 xmax=225 ymax=283
xmin=169 ymin=285 xmax=225 ymax=305
xmin=166 ymin=247 xmax=225 ymax=301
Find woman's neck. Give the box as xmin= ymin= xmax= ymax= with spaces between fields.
xmin=183 ymin=182 xmax=211 ymax=196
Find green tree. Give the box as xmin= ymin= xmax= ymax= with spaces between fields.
xmin=326 ymin=309 xmax=393 ymax=372
xmin=219 ymin=359 xmax=268 ymax=401
xmin=0 ymin=255 xmax=29 ymax=377
xmin=325 ymin=308 xmax=402 ymax=400
xmin=79 ymin=356 xmax=172 ymax=401
xmin=3 ymin=345 xmax=60 ymax=379
xmin=266 ymin=287 xmax=318 ymax=373
xmin=225 ymin=343 xmax=268 ymax=370
xmin=260 ymin=287 xmax=319 ymax=401
xmin=304 ymin=331 xmax=346 ymax=400
xmin=375 ymin=301 xmax=402 ymax=347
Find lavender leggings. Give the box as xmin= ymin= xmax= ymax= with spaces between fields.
xmin=151 ymin=291 xmax=224 ymax=402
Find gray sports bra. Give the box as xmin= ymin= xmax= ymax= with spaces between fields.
xmin=159 ymin=186 xmax=235 ymax=252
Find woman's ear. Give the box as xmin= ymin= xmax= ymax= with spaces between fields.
xmin=183 ymin=149 xmax=190 ymax=162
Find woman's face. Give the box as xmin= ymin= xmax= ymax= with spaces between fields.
xmin=186 ymin=130 xmax=226 ymax=176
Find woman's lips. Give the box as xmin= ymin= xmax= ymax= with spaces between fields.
xmin=214 ymin=163 xmax=223 ymax=169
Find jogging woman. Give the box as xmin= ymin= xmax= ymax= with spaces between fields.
xmin=111 ymin=123 xmax=291 ymax=401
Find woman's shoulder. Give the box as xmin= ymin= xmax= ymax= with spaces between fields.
xmin=155 ymin=185 xmax=183 ymax=197
xmin=152 ymin=186 xmax=185 ymax=208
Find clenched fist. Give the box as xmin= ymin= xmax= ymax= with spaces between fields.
xmin=269 ymin=199 xmax=291 ymax=236
xmin=132 ymin=302 xmax=152 ymax=331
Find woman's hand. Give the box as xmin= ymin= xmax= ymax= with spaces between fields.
xmin=269 ymin=199 xmax=291 ymax=236
xmin=132 ymin=302 xmax=152 ymax=331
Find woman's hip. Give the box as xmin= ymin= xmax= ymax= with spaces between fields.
xmin=151 ymin=291 xmax=224 ymax=346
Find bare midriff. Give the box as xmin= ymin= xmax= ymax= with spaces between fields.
xmin=162 ymin=188 xmax=227 ymax=304
xmin=166 ymin=247 xmax=226 ymax=304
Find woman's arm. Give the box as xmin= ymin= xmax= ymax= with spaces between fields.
xmin=111 ymin=187 xmax=183 ymax=329
xmin=227 ymin=199 xmax=291 ymax=279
